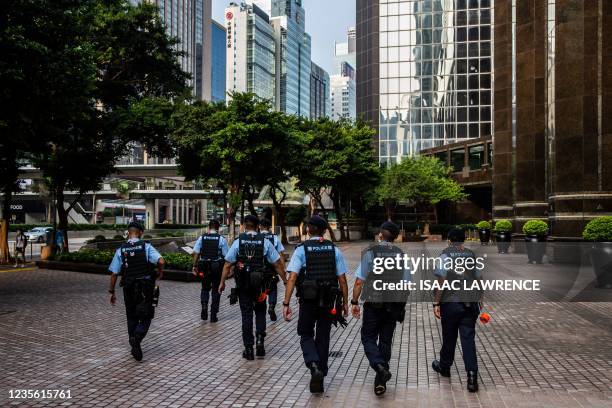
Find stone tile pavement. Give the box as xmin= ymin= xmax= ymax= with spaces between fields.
xmin=0 ymin=242 xmax=611 ymax=407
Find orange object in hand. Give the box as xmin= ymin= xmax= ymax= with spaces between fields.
xmin=479 ymin=312 xmax=490 ymax=324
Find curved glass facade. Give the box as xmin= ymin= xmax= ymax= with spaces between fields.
xmin=377 ymin=0 xmax=493 ymax=164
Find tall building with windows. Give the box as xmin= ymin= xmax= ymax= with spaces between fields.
xmin=225 ymin=2 xmax=276 ymax=104
xmin=310 ymin=62 xmax=330 ymax=119
xmin=331 ymin=72 xmax=356 ymax=120
xmin=357 ymin=0 xmax=493 ymax=163
xmin=334 ymin=27 xmax=357 ymax=74
xmin=131 ymin=0 xmax=212 ymax=100
xmin=211 ymin=20 xmax=227 ymax=102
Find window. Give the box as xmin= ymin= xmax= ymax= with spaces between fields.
xmin=451 ymin=148 xmax=465 ymax=172
xmin=469 ymin=145 xmax=484 ymax=169
xmin=487 ymin=142 xmax=493 ymax=166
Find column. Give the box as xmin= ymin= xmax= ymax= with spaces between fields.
xmin=154 ymin=199 xmax=159 ymax=224
xmin=201 ymin=199 xmax=208 ymax=224
xmin=145 ymin=199 xmax=155 ymax=230
xmin=169 ymin=199 xmax=174 ymax=223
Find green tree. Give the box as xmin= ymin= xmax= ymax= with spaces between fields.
xmin=377 ymin=156 xmax=467 ymax=222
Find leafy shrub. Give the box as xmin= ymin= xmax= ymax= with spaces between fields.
xmin=583 ymin=216 xmax=612 ymax=242
xmin=285 ymin=205 xmax=308 ymax=226
xmin=158 ymin=252 xmax=192 ymax=271
xmin=476 ymin=220 xmax=491 ymax=230
xmin=9 ymin=223 xmax=129 ymax=232
xmin=154 ymin=224 xmax=204 ymax=229
xmin=522 ymin=220 xmax=548 ymax=236
xmin=457 ymin=223 xmax=476 ymax=231
xmin=55 ymin=249 xmax=115 ymax=265
xmin=494 ymin=220 xmax=513 ymax=232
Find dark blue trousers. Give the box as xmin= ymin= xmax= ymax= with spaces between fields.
xmin=238 ymin=292 xmax=267 ymax=347
xmin=439 ymin=302 xmax=479 ymax=372
xmin=268 ymin=283 xmax=277 ymax=306
xmin=297 ymin=301 xmax=333 ymax=375
xmin=201 ymin=284 xmax=221 ymax=315
xmin=123 ymin=284 xmax=153 ymax=341
xmin=361 ymin=304 xmax=401 ymax=370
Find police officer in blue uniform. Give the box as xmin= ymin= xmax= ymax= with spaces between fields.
xmin=351 ymin=221 xmax=410 ymax=396
xmin=219 ymin=215 xmax=286 ymax=360
xmin=108 ymin=222 xmax=165 ymax=361
xmin=431 ymin=228 xmax=482 ymax=392
xmin=192 ymin=219 xmax=229 ymax=322
xmin=259 ymin=217 xmax=285 ymax=321
xmin=282 ymin=215 xmax=349 ymax=394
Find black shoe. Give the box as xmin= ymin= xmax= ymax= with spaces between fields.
xmin=374 ymin=364 xmax=392 ymax=396
xmin=467 ymin=371 xmax=479 ymax=392
xmin=432 ymin=360 xmax=450 ymax=377
xmin=308 ymin=362 xmax=324 ymax=393
xmin=255 ymin=335 xmax=265 ymax=357
xmin=210 ymin=313 xmax=218 ymax=323
xmin=129 ymin=336 xmax=143 ymax=362
xmin=243 ymin=347 xmax=254 ymax=361
xmin=268 ymin=304 xmax=277 ymax=321
xmin=201 ymin=306 xmax=208 ymax=321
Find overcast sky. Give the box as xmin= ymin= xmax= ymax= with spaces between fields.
xmin=211 ymin=0 xmax=356 ymax=75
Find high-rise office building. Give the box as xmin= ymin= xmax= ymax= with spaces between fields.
xmin=356 ymin=0 xmax=493 ymax=163
xmin=310 ymin=62 xmax=330 ymax=119
xmin=225 ymin=2 xmax=276 ymax=104
xmin=334 ymin=27 xmax=357 ymax=74
xmin=331 ymin=73 xmax=356 ymax=120
xmin=211 ymin=20 xmax=227 ymax=102
xmin=132 ymin=0 xmax=212 ymax=100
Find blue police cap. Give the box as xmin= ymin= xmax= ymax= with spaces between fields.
xmin=380 ymin=221 xmax=400 ymax=237
xmin=243 ymin=214 xmax=259 ymax=226
xmin=448 ymin=228 xmax=466 ymax=243
xmin=308 ymin=215 xmax=328 ymax=230
xmin=127 ymin=221 xmax=144 ymax=231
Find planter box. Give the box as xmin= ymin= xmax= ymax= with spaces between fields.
xmin=36 ymin=260 xmax=197 ymax=282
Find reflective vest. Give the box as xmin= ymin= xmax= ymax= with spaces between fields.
xmin=120 ymin=241 xmax=151 ymax=284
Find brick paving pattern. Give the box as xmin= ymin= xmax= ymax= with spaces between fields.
xmin=0 ymin=242 xmax=611 ymax=407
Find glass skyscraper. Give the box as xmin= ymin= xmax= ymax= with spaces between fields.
xmin=211 ymin=20 xmax=226 ymax=102
xmin=357 ymin=0 xmax=493 ymax=163
xmin=310 ymin=62 xmax=330 ymax=119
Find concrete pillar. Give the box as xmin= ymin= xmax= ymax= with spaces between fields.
xmin=154 ymin=199 xmax=159 ymax=224
xmin=201 ymin=200 xmax=207 ymax=224
xmin=169 ymin=199 xmax=174 ymax=223
xmin=145 ymin=199 xmax=155 ymax=230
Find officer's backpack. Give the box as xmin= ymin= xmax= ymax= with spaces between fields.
xmin=440 ymin=246 xmax=483 ymax=304
xmin=361 ymin=243 xmax=409 ymax=307
xmin=120 ymin=240 xmax=152 ymax=285
xmin=297 ymin=239 xmax=338 ymax=307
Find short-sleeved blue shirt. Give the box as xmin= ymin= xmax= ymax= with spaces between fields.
xmin=260 ymin=230 xmax=285 ymax=253
xmin=224 ymin=231 xmax=280 ymax=264
xmin=108 ymin=238 xmax=162 ymax=275
xmin=286 ymin=237 xmax=348 ymax=276
xmin=193 ymin=231 xmax=229 ymax=257
xmin=354 ymin=242 xmax=412 ymax=281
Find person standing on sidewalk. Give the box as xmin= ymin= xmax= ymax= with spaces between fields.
xmin=14 ymin=229 xmax=28 ymax=267
xmin=108 ymin=222 xmax=165 ymax=362
xmin=350 ymin=221 xmax=410 ymax=396
xmin=192 ymin=219 xmax=229 ymax=322
xmin=431 ymin=227 xmax=483 ymax=392
xmin=259 ymin=217 xmax=285 ymax=321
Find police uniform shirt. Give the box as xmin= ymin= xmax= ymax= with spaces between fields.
xmin=286 ymin=237 xmax=348 ymax=276
xmin=260 ymin=230 xmax=285 ymax=254
xmin=354 ymin=241 xmax=412 ymax=281
xmin=108 ymin=238 xmax=162 ymax=274
xmin=224 ymin=231 xmax=281 ymax=264
xmin=434 ymin=250 xmax=482 ymax=279
xmin=193 ymin=231 xmax=229 ymax=257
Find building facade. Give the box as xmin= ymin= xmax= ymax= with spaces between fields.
xmin=356 ymin=0 xmax=493 ymax=163
xmin=310 ymin=62 xmax=330 ymax=119
xmin=225 ymin=2 xmax=276 ymax=104
xmin=334 ymin=26 xmax=357 ymax=75
xmin=211 ymin=20 xmax=227 ymax=102
xmin=330 ymin=72 xmax=356 ymax=120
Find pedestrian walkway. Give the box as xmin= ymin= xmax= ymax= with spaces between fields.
xmin=0 ymin=242 xmax=611 ymax=407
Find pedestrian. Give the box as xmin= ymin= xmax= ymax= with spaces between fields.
xmin=14 ymin=228 xmax=28 ymax=267
xmin=431 ymin=227 xmax=483 ymax=392
xmin=218 ymin=215 xmax=286 ymax=360
xmin=282 ymin=215 xmax=349 ymax=394
xmin=108 ymin=222 xmax=165 ymax=362
xmin=350 ymin=221 xmax=410 ymax=396
xmin=258 ymin=217 xmax=286 ymax=321
xmin=192 ymin=219 xmax=229 ymax=322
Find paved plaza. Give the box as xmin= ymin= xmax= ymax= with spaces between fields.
xmin=1 ymin=242 xmax=612 ymax=407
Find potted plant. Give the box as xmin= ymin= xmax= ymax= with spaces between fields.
xmin=476 ymin=221 xmax=491 ymax=245
xmin=522 ymin=220 xmax=548 ymax=264
xmin=494 ymin=220 xmax=513 ymax=254
xmin=583 ymin=216 xmax=612 ymax=289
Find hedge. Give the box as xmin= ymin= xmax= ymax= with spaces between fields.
xmin=154 ymin=224 xmax=204 ymax=229
xmin=52 ymin=249 xmax=192 ymax=271
xmin=9 ymin=223 xmax=128 ymax=232
xmin=583 ymin=216 xmax=612 ymax=242
xmin=522 ymin=220 xmax=548 ymax=236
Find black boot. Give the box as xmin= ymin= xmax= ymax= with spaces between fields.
xmin=467 ymin=371 xmax=479 ymax=392
xmin=374 ymin=364 xmax=392 ymax=396
xmin=243 ymin=346 xmax=254 ymax=361
xmin=210 ymin=312 xmax=218 ymax=323
xmin=201 ymin=305 xmax=208 ymax=321
xmin=129 ymin=336 xmax=143 ymax=362
xmin=308 ymin=362 xmax=324 ymax=393
xmin=268 ymin=304 xmax=277 ymax=321
xmin=432 ymin=360 xmax=451 ymax=377
xmin=255 ymin=335 xmax=265 ymax=357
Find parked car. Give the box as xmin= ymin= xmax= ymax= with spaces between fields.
xmin=25 ymin=227 xmax=53 ymax=243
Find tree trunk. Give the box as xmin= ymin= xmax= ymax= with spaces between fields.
xmin=385 ymin=200 xmax=394 ymax=221
xmin=331 ymin=188 xmax=347 ymax=241
xmin=270 ymin=186 xmax=288 ymax=245
xmin=0 ymin=190 xmax=12 ymax=263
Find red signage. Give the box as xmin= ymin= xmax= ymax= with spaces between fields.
xmin=226 ymin=11 xmax=233 ymax=21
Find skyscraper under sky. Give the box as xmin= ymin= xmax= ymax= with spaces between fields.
xmin=357 ymin=0 xmax=493 ymax=163
xmin=310 ymin=62 xmax=330 ymax=119
xmin=211 ymin=20 xmax=227 ymax=102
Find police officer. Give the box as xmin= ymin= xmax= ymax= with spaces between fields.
xmin=351 ymin=221 xmax=409 ymax=396
xmin=431 ymin=228 xmax=482 ymax=392
xmin=192 ymin=219 xmax=229 ymax=322
xmin=219 ymin=215 xmax=286 ymax=360
xmin=108 ymin=222 xmax=165 ymax=361
xmin=282 ymin=215 xmax=349 ymax=394
xmin=259 ymin=217 xmax=285 ymax=321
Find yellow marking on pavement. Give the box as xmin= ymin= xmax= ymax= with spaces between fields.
xmin=0 ymin=267 xmax=37 ymax=273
